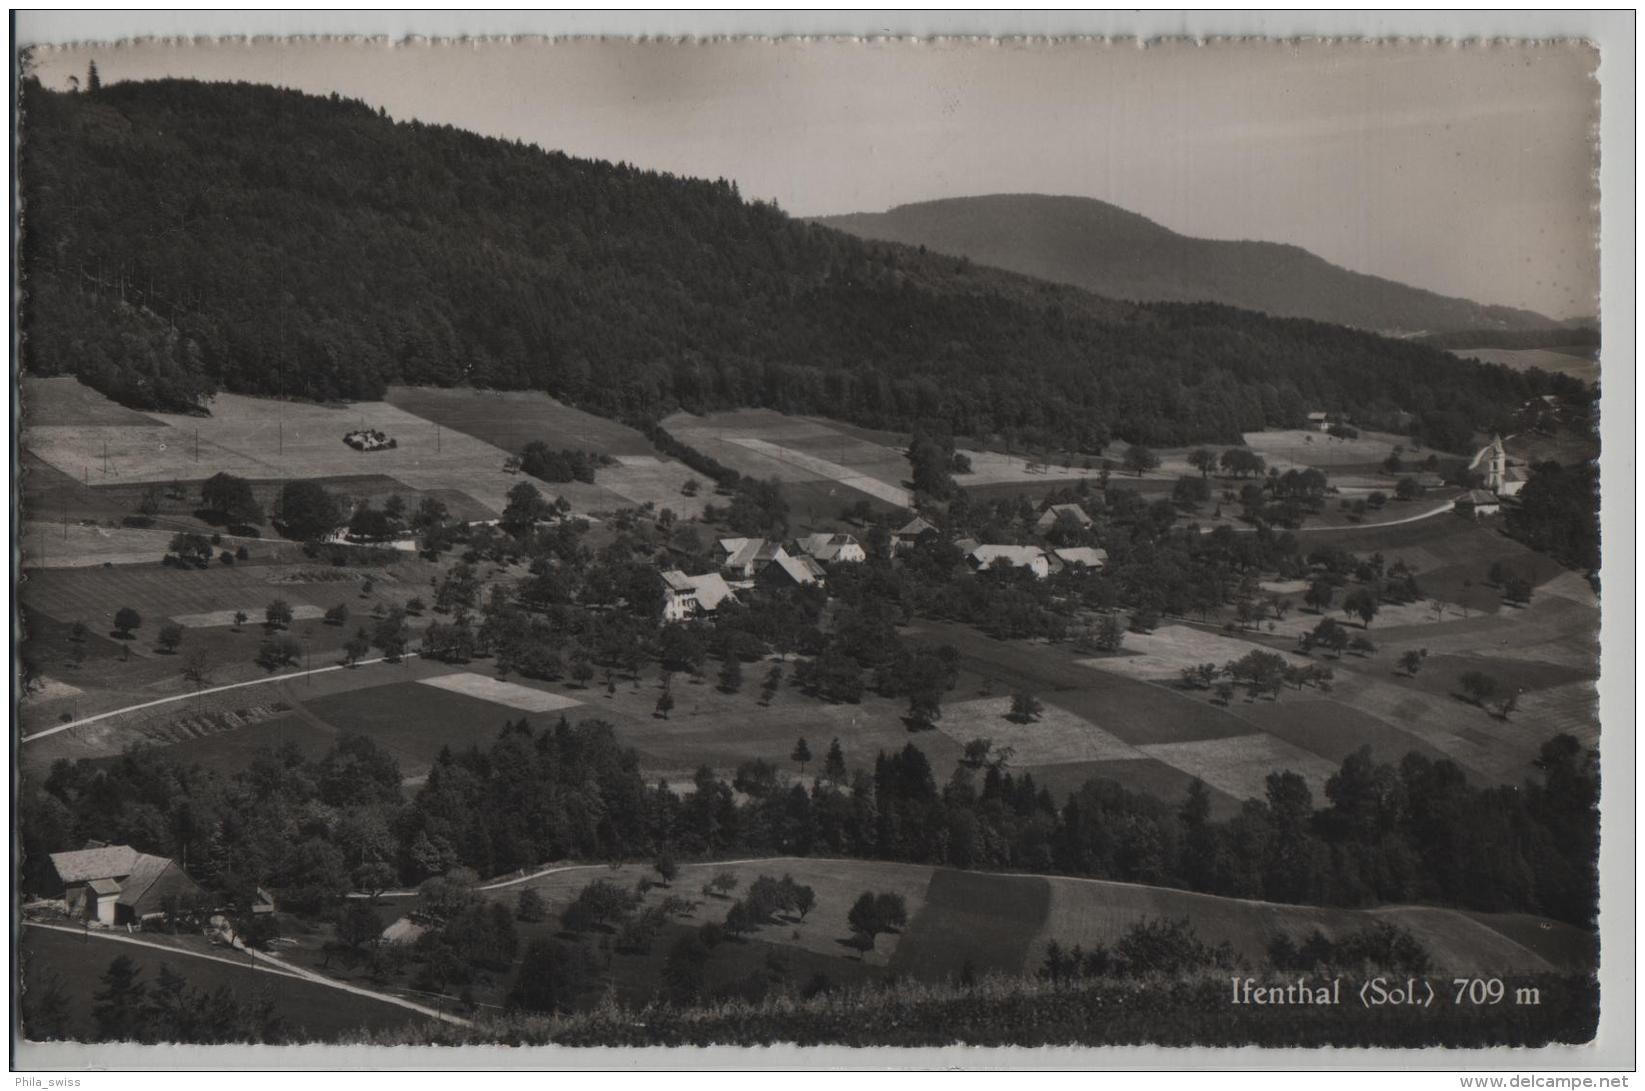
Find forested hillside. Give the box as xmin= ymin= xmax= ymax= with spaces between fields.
xmin=19 ymin=79 xmax=1578 ymax=450
xmin=816 ymin=195 xmax=1558 ymax=335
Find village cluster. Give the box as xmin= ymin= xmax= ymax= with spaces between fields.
xmin=659 ymin=509 xmax=1110 ymax=622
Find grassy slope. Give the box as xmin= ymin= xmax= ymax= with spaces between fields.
xmin=440 ymin=857 xmax=1582 ymax=995
xmin=18 ymin=926 xmax=425 ymax=1042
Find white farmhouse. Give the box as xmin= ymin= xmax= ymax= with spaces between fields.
xmin=967 ymin=544 xmax=1051 ymax=580
xmin=795 ymin=532 xmax=867 ymax=564
xmin=660 ymin=570 xmax=736 ymax=621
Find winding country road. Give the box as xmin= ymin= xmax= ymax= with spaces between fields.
xmin=22 ymin=919 xmax=470 ymax=1026
xmin=20 ymin=653 xmax=422 ymax=744
xmin=1214 ymin=497 xmax=1456 ymax=535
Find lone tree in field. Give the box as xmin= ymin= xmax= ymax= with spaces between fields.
xmin=1399 ymin=649 xmax=1428 ymax=677
xmin=232 ymin=610 xmax=248 ymax=631
xmin=654 ymin=854 xmax=679 ymax=887
xmin=256 ymin=636 xmax=301 ymax=672
xmin=200 ymin=472 xmax=264 ymax=527
xmin=265 ymin=599 xmax=294 ymax=630
xmin=847 ymin=891 xmax=910 ymax=951
xmin=343 ymin=627 xmax=371 ymax=666
xmin=654 ymin=691 xmax=675 ymax=720
xmin=1459 ymin=671 xmax=1501 ymax=708
xmin=1123 ymin=444 xmax=1161 ymax=477
xmin=275 ymin=480 xmax=344 ymax=542
xmin=113 ymin=606 xmax=141 ymax=639
xmin=1342 ymin=586 xmax=1379 ymax=628
xmin=1305 ymin=579 xmax=1335 ymax=614
xmin=324 ymin=603 xmax=350 ymax=627
xmin=791 ymin=737 xmax=812 ymax=776
xmin=704 ymin=871 xmax=739 ymax=899
xmin=1187 ymin=447 xmax=1218 ymax=478
xmin=156 ymin=623 xmax=184 ymax=655
xmin=1009 ymin=689 xmax=1044 ymax=723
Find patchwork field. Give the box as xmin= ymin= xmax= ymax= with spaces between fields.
xmin=935 ymin=696 xmax=1140 ymax=765
xmin=22 ymin=380 xmax=707 ymax=522
xmin=724 ymin=437 xmax=912 ymax=507
xmin=256 ymin=678 xmax=544 ymax=775
xmin=417 ymin=672 xmax=585 ymax=713
xmin=383 ymin=385 xmax=660 ymax=457
xmin=1136 ymin=733 xmax=1341 ymax=802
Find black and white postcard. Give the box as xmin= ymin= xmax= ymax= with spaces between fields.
xmin=10 ymin=10 xmax=1634 ymax=1076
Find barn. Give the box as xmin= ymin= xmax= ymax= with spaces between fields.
xmin=48 ymin=844 xmax=204 ymax=925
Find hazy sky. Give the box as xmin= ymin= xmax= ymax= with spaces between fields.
xmin=28 ymin=37 xmax=1600 ymax=318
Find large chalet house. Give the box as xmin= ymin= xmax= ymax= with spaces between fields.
xmin=47 ymin=844 xmax=204 ymax=926
xmin=660 ymin=570 xmax=736 ymax=621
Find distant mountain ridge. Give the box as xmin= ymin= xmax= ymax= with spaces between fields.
xmin=814 ymin=194 xmax=1556 ymax=335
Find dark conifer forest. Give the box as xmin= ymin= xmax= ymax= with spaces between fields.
xmin=18 ymin=78 xmax=1583 ymax=450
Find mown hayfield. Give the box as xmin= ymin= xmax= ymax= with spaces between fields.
xmin=723 ymin=437 xmax=911 ymax=507
xmin=18 ymin=925 xmax=425 ymax=1041
xmin=1079 ymin=626 xmax=1273 ymax=682
xmin=416 ymin=671 xmax=586 ymax=713
xmin=597 ymin=455 xmax=713 ymax=518
xmin=935 ymin=696 xmax=1140 ymax=765
xmin=385 ymin=385 xmax=661 ymax=457
xmin=1136 ymin=732 xmax=1340 ymax=803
